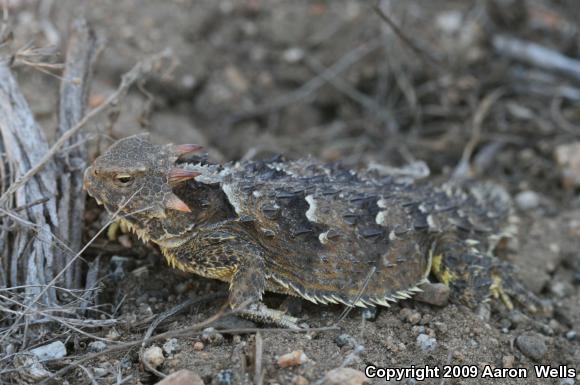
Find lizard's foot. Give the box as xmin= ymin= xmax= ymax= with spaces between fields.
xmin=236 ymin=302 xmax=302 ymax=329
xmin=490 ymin=272 xmax=547 ymax=315
xmin=107 ymin=219 xmax=130 ymax=241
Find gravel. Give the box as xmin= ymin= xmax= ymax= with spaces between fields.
xmin=515 ymin=334 xmax=548 ymax=361
xmin=416 ymin=334 xmax=438 ymax=352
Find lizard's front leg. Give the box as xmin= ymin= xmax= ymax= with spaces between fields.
xmin=227 ymin=243 xmax=301 ymax=329
xmin=166 ymin=231 xmax=301 ymax=328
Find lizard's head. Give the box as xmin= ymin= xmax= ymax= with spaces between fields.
xmin=83 ymin=134 xmax=202 ymax=240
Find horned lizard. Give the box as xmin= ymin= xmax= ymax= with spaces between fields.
xmin=83 ymin=135 xmax=542 ymax=328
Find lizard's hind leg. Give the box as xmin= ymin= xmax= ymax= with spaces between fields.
xmin=431 ymin=234 xmax=543 ymax=313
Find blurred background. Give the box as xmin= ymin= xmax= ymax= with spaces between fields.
xmin=5 ymin=0 xmax=580 ymax=201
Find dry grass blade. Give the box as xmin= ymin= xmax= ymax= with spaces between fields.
xmin=372 ymin=2 xmax=441 ymax=68
xmin=0 ymin=189 xmax=145 ymax=345
xmin=254 ymin=331 xmax=263 ymax=385
xmin=453 ymin=89 xmax=505 ymax=180
xmin=333 ymin=266 xmax=376 ymax=326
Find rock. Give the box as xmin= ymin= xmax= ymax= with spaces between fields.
xmin=193 ymin=341 xmax=204 ymax=351
xmin=361 ymin=307 xmax=378 ymax=321
xmin=13 ymin=354 xmax=52 ymax=382
xmin=515 ymin=191 xmax=540 ymax=210
xmin=215 ymin=369 xmax=234 ymax=385
xmin=502 ymin=355 xmax=515 ymax=368
xmin=106 ymin=328 xmax=121 ymax=341
xmin=109 ymin=255 xmax=133 ymax=282
xmin=154 ymin=369 xmax=204 ymax=385
xmin=294 ymin=375 xmax=309 ymax=385
xmin=565 ymin=330 xmax=577 ymax=341
xmin=283 ymin=47 xmax=304 ymax=63
xmin=323 ymin=368 xmax=368 ymax=385
xmin=550 ymin=281 xmax=572 ymax=298
xmin=508 ymin=310 xmax=527 ymax=327
xmin=93 ymin=366 xmax=110 ymax=378
xmin=555 ymin=142 xmax=580 ymax=189
xmin=400 ymin=308 xmax=421 ymax=324
xmin=143 ymin=346 xmax=165 ymax=369
xmin=477 ymin=303 xmax=491 ymax=322
xmin=163 ymin=338 xmax=179 ymax=355
xmin=416 ymin=334 xmax=438 ymax=352
xmin=335 ymin=334 xmax=357 ymax=349
xmin=30 ymin=341 xmax=67 ymax=361
xmin=516 ymin=334 xmax=547 ymax=361
xmin=277 ymin=350 xmax=309 ymax=368
xmin=201 ymin=327 xmax=224 ymax=345
xmin=88 ymin=341 xmax=107 ymax=353
xmin=413 ymin=283 xmax=450 ymax=306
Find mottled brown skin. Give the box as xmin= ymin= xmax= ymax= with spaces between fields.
xmin=84 ymin=135 xmax=541 ymax=327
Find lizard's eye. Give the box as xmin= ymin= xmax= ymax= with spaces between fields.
xmin=114 ymin=174 xmax=134 ymax=186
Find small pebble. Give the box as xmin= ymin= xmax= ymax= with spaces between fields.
xmin=278 ymin=350 xmax=309 ymax=368
xmin=555 ymin=142 xmax=580 ymax=189
xmin=201 ymin=327 xmax=224 ymax=345
xmin=154 ymin=369 xmax=204 ymax=385
xmin=30 ymin=341 xmax=67 ymax=361
xmin=283 ymin=47 xmax=304 ymax=63
xmin=477 ymin=303 xmax=491 ymax=322
xmin=163 ymin=338 xmax=179 ymax=355
xmin=293 ymin=375 xmax=309 ymax=385
xmin=13 ymin=355 xmax=51 ymax=381
xmin=416 ymin=334 xmax=438 ymax=352
xmin=413 ymin=283 xmax=450 ymax=306
xmin=88 ymin=341 xmax=107 ymax=353
xmin=143 ymin=346 xmax=165 ymax=369
xmin=175 ymin=282 xmax=190 ymax=294
xmin=502 ymin=355 xmax=515 ymax=368
xmin=515 ymin=191 xmax=540 ymax=210
xmin=400 ymin=308 xmax=422 ymax=325
xmin=215 ymin=369 xmax=234 ymax=385
xmin=508 ymin=310 xmax=527 ymax=326
xmin=361 ymin=307 xmax=378 ymax=321
xmin=193 ymin=341 xmax=204 ymax=351
xmin=565 ymin=330 xmax=577 ymax=341
xmin=515 ymin=334 xmax=547 ymax=361
xmin=323 ymin=367 xmax=368 ymax=385
xmin=560 ymin=379 xmax=575 ymax=385
xmin=335 ymin=334 xmax=357 ymax=349
xmin=106 ymin=328 xmax=121 ymax=340
xmin=550 ymin=281 xmax=571 ymax=298
xmin=93 ymin=367 xmax=109 ymax=378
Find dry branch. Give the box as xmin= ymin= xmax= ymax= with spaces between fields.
xmin=56 ymin=18 xmax=99 ymax=290
xmin=0 ymin=58 xmax=59 ymax=308
xmin=493 ymin=35 xmax=580 ymax=82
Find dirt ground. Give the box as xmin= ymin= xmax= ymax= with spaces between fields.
xmin=2 ymin=0 xmax=580 ymax=384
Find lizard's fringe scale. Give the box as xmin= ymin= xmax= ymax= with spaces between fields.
xmin=266 ymin=273 xmax=428 ymax=308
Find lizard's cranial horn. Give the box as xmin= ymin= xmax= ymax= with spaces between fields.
xmin=171 ymin=144 xmax=204 ymax=156
xmin=168 ymin=168 xmax=201 ymax=184
xmin=165 ymin=194 xmax=191 ymax=212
